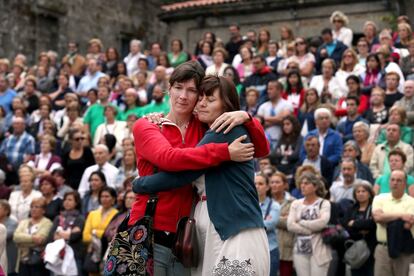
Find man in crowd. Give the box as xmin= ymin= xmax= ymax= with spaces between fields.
xmin=384 ymin=72 xmax=403 ymax=108
xmin=147 ymin=42 xmax=162 ymax=71
xmin=336 ymin=96 xmax=368 ymax=143
xmin=373 ymin=170 xmax=414 ymax=276
xmin=0 ymin=117 xmax=35 ymax=185
xmin=315 ymin=28 xmax=348 ymax=73
xmin=297 ymin=135 xmax=333 ymax=185
xmin=370 ymin=123 xmax=414 ymax=179
xmin=147 ymin=65 xmax=168 ymax=102
xmin=300 ymin=108 xmax=343 ymax=167
xmin=394 ymin=80 xmax=414 ymax=127
xmin=61 ymin=41 xmax=86 ymax=78
xmin=76 ymin=58 xmax=105 ymax=99
xmin=139 ymin=84 xmax=170 ymax=117
xmin=256 ymin=80 xmax=293 ymax=149
xmin=0 ymin=74 xmax=16 ymax=113
xmin=330 ymin=157 xmax=359 ymax=203
xmin=78 ymin=144 xmax=118 ymax=197
xmin=225 ymin=24 xmax=244 ymax=63
xmin=243 ymin=55 xmax=278 ymax=107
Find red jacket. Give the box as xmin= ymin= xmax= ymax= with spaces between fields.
xmin=129 ymin=115 xmax=269 ymax=232
xmin=335 ymin=94 xmax=369 ymax=117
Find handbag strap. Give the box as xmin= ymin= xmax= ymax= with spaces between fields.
xmin=264 ymin=198 xmax=273 ymax=219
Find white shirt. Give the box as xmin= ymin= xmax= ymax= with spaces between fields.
xmin=205 ymin=63 xmax=229 ymax=77
xmin=9 ymin=190 xmax=42 ymax=221
xmin=385 ymin=62 xmax=405 ymax=92
xmin=335 ymin=64 xmax=366 ymax=98
xmin=318 ymin=131 xmax=328 ymax=156
xmin=78 ymin=162 xmax=119 ymax=198
xmin=333 ymin=27 xmax=353 ymax=47
xmin=27 ymin=153 xmax=61 ymax=172
xmin=123 ymin=52 xmax=146 ymax=77
xmin=257 ymin=99 xmax=293 ymax=144
xmin=309 ymin=75 xmax=343 ymax=102
xmin=93 ymin=120 xmax=127 ymax=150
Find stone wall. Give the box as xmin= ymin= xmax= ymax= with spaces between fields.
xmin=0 ymin=0 xmax=166 ymax=64
xmin=161 ymin=0 xmax=396 ymax=53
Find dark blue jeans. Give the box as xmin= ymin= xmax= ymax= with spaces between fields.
xmin=270 ymin=247 xmax=280 ymax=276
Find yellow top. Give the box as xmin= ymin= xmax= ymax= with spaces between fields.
xmin=82 ymin=207 xmax=118 ymax=243
xmin=372 ymin=193 xmax=414 ymax=242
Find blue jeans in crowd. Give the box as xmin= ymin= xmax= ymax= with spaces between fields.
xmin=154 ymin=243 xmax=190 ymax=276
xmin=270 ymin=247 xmax=280 ymax=276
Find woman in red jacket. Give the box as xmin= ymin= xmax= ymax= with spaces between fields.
xmin=282 ymin=70 xmax=305 ymax=116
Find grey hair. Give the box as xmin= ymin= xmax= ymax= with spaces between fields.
xmin=344 ymin=140 xmax=361 ymax=157
xmin=130 ymin=39 xmax=142 ymax=48
xmin=95 ymin=144 xmax=109 ymax=153
xmin=353 ymin=121 xmax=370 ymax=138
xmin=341 ymin=157 xmax=357 ymax=169
xmin=314 ymin=108 xmax=332 ymax=120
xmin=330 ymin=11 xmax=349 ymax=25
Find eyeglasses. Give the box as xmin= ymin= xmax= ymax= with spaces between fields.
xmin=74 ymin=137 xmax=85 ymax=141
xmin=295 ymin=41 xmax=305 ymax=46
xmin=357 ymin=44 xmax=368 ymax=47
xmin=333 ymin=19 xmax=342 ymax=23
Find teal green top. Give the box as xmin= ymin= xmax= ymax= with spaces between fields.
xmin=376 ymin=125 xmax=413 ymax=145
xmin=139 ymin=98 xmax=170 ymax=118
xmin=83 ymin=103 xmax=120 ymax=141
xmin=120 ymin=106 xmax=144 ymax=121
xmin=167 ymin=52 xmax=188 ymax=68
xmin=376 ymin=173 xmax=414 ymax=194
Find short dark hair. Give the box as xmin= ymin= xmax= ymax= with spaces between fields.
xmin=89 ymin=171 xmax=107 ymax=186
xmin=321 ymin=28 xmax=332 ymax=36
xmin=199 ymin=75 xmax=240 ymax=112
xmin=253 ymin=55 xmax=266 ymax=63
xmin=389 ymin=148 xmax=407 ymax=164
xmin=346 ymin=95 xmax=359 ymax=106
xmin=138 ymin=58 xmax=149 ymax=67
xmin=169 ymin=61 xmax=205 ymax=91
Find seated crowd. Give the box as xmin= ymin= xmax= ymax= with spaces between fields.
xmin=0 ymin=9 xmax=413 ymax=276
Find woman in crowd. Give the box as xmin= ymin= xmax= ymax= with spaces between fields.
xmin=293 ymin=37 xmax=315 ymax=78
xmin=57 ymin=102 xmax=83 ymax=142
xmin=309 ymin=59 xmax=341 ymax=102
xmin=196 ymin=41 xmax=214 ymax=70
xmin=279 ymin=26 xmax=295 ymax=57
xmin=255 ymin=173 xmax=281 ymax=276
xmin=271 ymin=115 xmax=303 ymax=178
xmin=82 ymin=187 xmax=118 ymax=276
xmin=394 ymin=23 xmax=412 ymax=49
xmin=335 ymin=49 xmax=366 ymax=98
xmin=342 ymin=181 xmax=377 ymax=276
xmin=81 ymin=171 xmax=107 ymax=216
xmin=27 ymin=134 xmax=62 ymax=181
xmin=0 ymin=200 xmax=18 ymax=276
xmin=236 ymin=46 xmax=254 ymax=82
xmin=168 ymin=39 xmax=189 ymax=68
xmin=335 ymin=75 xmax=369 ymax=117
xmin=282 ymin=70 xmax=305 ymax=115
xmin=287 ymin=172 xmax=331 ymax=276
xmin=353 ymin=121 xmax=376 ymax=166
xmin=49 ymin=74 xmax=73 ymax=110
xmin=257 ymin=28 xmax=271 ymax=56
xmin=39 ymin=175 xmax=62 ymax=221
xmin=48 ymin=191 xmax=85 ymax=275
xmin=101 ymin=190 xmax=135 ymax=260
xmin=93 ymin=105 xmax=126 ymax=150
xmin=157 ymin=52 xmax=174 ymax=78
xmin=62 ymin=128 xmax=95 ymax=190
xmin=104 ymin=47 xmax=120 ymax=78
xmin=363 ymin=21 xmax=379 ymax=50
xmin=9 ymin=166 xmax=42 ymax=221
xmin=243 ymin=86 xmax=260 ymax=116
xmin=298 ymin=88 xmax=320 ymax=135
xmin=223 ymin=66 xmax=243 ymax=95
xmin=133 ymin=75 xmax=270 ymax=275
xmin=360 ymin=53 xmax=382 ymax=94
xmin=206 ymin=47 xmax=229 ymax=77
xmin=356 ymin=38 xmax=370 ymax=66
xmin=13 ymin=197 xmax=52 ymax=276
xmin=330 ymin=11 xmax=353 ymax=47
xmin=114 ymin=148 xmax=138 ymax=190
xmin=270 ymin=172 xmax=296 ymax=276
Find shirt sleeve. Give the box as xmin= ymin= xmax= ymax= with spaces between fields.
xmin=133 ymin=119 xmax=230 ymax=172
xmin=244 ymin=116 xmax=270 ymax=158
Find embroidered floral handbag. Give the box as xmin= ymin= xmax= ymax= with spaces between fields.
xmin=104 ymin=195 xmax=157 ymax=276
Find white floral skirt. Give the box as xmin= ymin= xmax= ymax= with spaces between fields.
xmin=191 ymin=199 xmax=270 ymax=276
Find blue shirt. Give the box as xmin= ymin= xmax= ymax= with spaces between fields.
xmin=0 ymin=131 xmax=35 ymax=169
xmin=260 ymin=197 xmax=280 ymax=251
xmin=76 ymin=71 xmax=106 ymax=94
xmin=326 ymin=40 xmax=338 ymax=57
xmin=0 ymin=88 xmax=17 ymax=113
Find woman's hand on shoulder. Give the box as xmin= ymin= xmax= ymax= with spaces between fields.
xmin=211 ymin=111 xmax=250 ymax=134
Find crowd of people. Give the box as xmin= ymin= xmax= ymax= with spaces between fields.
xmin=0 ymin=7 xmax=413 ymax=276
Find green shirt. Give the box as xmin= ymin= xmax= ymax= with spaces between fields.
xmin=83 ymin=103 xmax=120 ymax=141
xmin=376 ymin=173 xmax=414 ymax=194
xmin=120 ymin=106 xmax=144 ymax=121
xmin=139 ymin=99 xmax=170 ymax=117
xmin=376 ymin=125 xmax=413 ymax=145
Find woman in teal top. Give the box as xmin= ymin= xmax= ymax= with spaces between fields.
xmin=134 ymin=76 xmax=270 ymax=275
xmin=168 ymin=39 xmax=189 ymax=68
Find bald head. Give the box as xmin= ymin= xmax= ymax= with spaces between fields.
xmin=390 ymin=169 xmax=406 ymax=198
xmin=154 ymin=66 xmax=166 ymax=81
xmin=404 ymin=80 xmax=414 ymax=98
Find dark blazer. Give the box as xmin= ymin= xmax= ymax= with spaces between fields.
xmin=315 ymin=40 xmax=348 ymax=74
xmin=333 ymin=161 xmax=374 ymax=184
xmin=295 ymin=155 xmax=334 ymax=188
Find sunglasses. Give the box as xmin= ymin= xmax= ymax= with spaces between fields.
xmin=333 ymin=19 xmax=342 ymax=23
xmin=296 ymin=41 xmax=305 ymax=46
xmin=74 ymin=137 xmax=85 ymax=141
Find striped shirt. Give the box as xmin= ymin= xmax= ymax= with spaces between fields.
xmin=0 ymin=131 xmax=35 ymax=169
